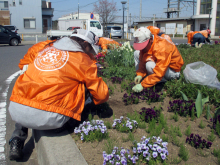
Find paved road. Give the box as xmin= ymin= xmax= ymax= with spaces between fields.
xmin=0 ymin=44 xmax=38 ymax=164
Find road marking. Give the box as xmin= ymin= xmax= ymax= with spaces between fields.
xmin=0 ymin=71 xmax=20 ymax=163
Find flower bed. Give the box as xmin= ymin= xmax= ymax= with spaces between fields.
xmin=70 ymin=43 xmax=220 ymax=165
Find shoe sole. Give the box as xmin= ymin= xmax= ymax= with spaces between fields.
xmin=9 ymin=151 xmax=23 ymax=160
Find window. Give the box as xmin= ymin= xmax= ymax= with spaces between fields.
xmin=112 ymin=27 xmax=121 ymax=30
xmin=12 ymin=0 xmax=15 ymax=6
xmin=24 ymin=18 xmax=36 ymax=29
xmin=19 ymin=0 xmax=22 ymax=5
xmin=4 ymin=1 xmax=8 ymax=8
xmin=200 ymin=24 xmax=207 ymax=30
xmin=200 ymin=0 xmax=212 ymax=14
xmin=90 ymin=21 xmax=101 ymax=29
xmin=157 ymin=24 xmax=161 ymax=28
xmin=0 ymin=26 xmax=5 ymax=33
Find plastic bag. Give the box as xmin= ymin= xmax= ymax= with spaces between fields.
xmin=183 ymin=61 xmax=220 ymax=90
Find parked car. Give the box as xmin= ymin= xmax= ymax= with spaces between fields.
xmin=4 ymin=25 xmax=19 ymax=33
xmin=104 ymin=26 xmax=123 ymax=38
xmin=67 ymin=27 xmax=81 ymax=31
xmin=0 ymin=25 xmax=21 ymax=46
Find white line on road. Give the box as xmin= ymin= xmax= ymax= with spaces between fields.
xmin=0 ymin=71 xmax=20 ymax=163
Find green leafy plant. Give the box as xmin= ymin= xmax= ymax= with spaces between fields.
xmin=179 ymin=90 xmax=209 ymax=118
xmin=199 ymin=120 xmax=206 ymax=129
xmin=205 ymin=104 xmax=212 ymax=120
xmin=169 ymin=125 xmax=181 ymax=146
xmin=185 ymin=125 xmax=191 ymax=137
xmin=207 ymin=129 xmax=216 ymax=142
xmin=162 ymin=134 xmax=169 ymax=142
xmin=195 ymin=90 xmax=209 ymax=118
xmin=179 ymin=144 xmax=189 ymax=161
xmin=213 ymin=148 xmax=220 ymax=165
xmin=172 ymin=113 xmax=179 ymax=122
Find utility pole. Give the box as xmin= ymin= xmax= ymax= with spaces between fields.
xmin=130 ymin=13 xmax=131 ymax=29
xmin=153 ymin=14 xmax=156 ymax=27
xmin=78 ymin=0 xmax=79 ymax=19
xmin=177 ymin=0 xmax=180 ymax=18
xmin=193 ymin=0 xmax=195 ymax=15
xmin=126 ymin=0 xmax=129 ymax=39
xmin=139 ymin=0 xmax=142 ymax=21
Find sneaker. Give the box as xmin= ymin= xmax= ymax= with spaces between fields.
xmin=9 ymin=137 xmax=24 ymax=160
xmin=199 ymin=43 xmax=203 ymax=48
xmin=195 ymin=42 xmax=199 ymax=48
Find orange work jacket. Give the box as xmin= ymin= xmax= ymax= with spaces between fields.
xmin=187 ymin=30 xmax=209 ymax=44
xmin=98 ymin=37 xmax=119 ymax=50
xmin=136 ymin=35 xmax=184 ymax=88
xmin=161 ymin=34 xmax=173 ymax=42
xmin=10 ymin=41 xmax=109 ymax=121
xmin=147 ymin=26 xmax=160 ymax=35
xmin=199 ymin=30 xmax=208 ymax=38
xmin=146 ymin=26 xmax=173 ymax=42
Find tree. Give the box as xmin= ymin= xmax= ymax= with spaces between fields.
xmin=93 ymin=0 xmax=117 ymax=35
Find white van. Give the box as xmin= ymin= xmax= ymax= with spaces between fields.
xmin=47 ymin=19 xmax=103 ymax=40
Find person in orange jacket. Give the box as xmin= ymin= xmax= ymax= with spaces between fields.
xmin=187 ymin=30 xmax=210 ymax=47
xmin=132 ymin=27 xmax=184 ymax=92
xmin=8 ymin=29 xmax=109 ymax=160
xmin=96 ymin=37 xmax=120 ymax=54
xmin=147 ymin=26 xmax=173 ymax=42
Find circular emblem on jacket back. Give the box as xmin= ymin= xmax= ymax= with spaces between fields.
xmin=34 ymin=47 xmax=69 ymax=71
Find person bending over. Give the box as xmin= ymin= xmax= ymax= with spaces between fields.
xmin=187 ymin=30 xmax=210 ymax=48
xmin=132 ymin=27 xmax=184 ymax=93
xmin=8 ymin=29 xmax=109 ymax=160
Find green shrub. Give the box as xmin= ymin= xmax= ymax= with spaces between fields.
xmin=185 ymin=125 xmax=191 ymax=137
xmin=199 ymin=120 xmax=206 ymax=129
xmin=179 ymin=144 xmax=189 ymax=161
xmin=208 ymin=129 xmax=216 ymax=142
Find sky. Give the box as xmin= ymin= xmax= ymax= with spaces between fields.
xmin=51 ymin=0 xmax=196 ymax=23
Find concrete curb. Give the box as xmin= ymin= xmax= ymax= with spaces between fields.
xmin=33 ymin=129 xmax=88 ymax=165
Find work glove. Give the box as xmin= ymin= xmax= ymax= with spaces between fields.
xmin=20 ymin=65 xmax=29 ymax=75
xmin=134 ymin=75 xmax=142 ymax=84
xmin=132 ymin=84 xmax=144 ymax=93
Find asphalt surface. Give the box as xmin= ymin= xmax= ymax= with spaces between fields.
xmin=0 ymin=44 xmax=38 ymax=165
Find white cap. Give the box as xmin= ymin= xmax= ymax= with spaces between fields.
xmin=71 ymin=29 xmax=98 ymax=54
xmin=133 ymin=27 xmax=151 ymax=50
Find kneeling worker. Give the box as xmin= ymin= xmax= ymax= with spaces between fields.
xmin=132 ymin=27 xmax=184 ymax=92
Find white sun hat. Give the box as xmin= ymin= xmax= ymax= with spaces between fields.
xmin=71 ymin=29 xmax=98 ymax=54
xmin=133 ymin=27 xmax=152 ymax=50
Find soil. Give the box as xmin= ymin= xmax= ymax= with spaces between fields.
xmin=69 ymin=82 xmax=220 ymax=165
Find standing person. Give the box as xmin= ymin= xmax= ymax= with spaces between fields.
xmin=132 ymin=27 xmax=184 ymax=92
xmin=8 ymin=29 xmax=109 ymax=160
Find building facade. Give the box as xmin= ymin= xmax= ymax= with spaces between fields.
xmin=193 ymin=0 xmax=220 ymax=36
xmin=58 ymin=12 xmax=99 ymax=21
xmin=0 ymin=1 xmax=10 ymax=25
xmin=5 ymin=0 xmax=53 ymax=34
xmin=134 ymin=17 xmax=194 ymax=35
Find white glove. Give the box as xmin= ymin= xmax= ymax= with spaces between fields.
xmin=134 ymin=75 xmax=142 ymax=84
xmin=20 ymin=65 xmax=28 ymax=75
